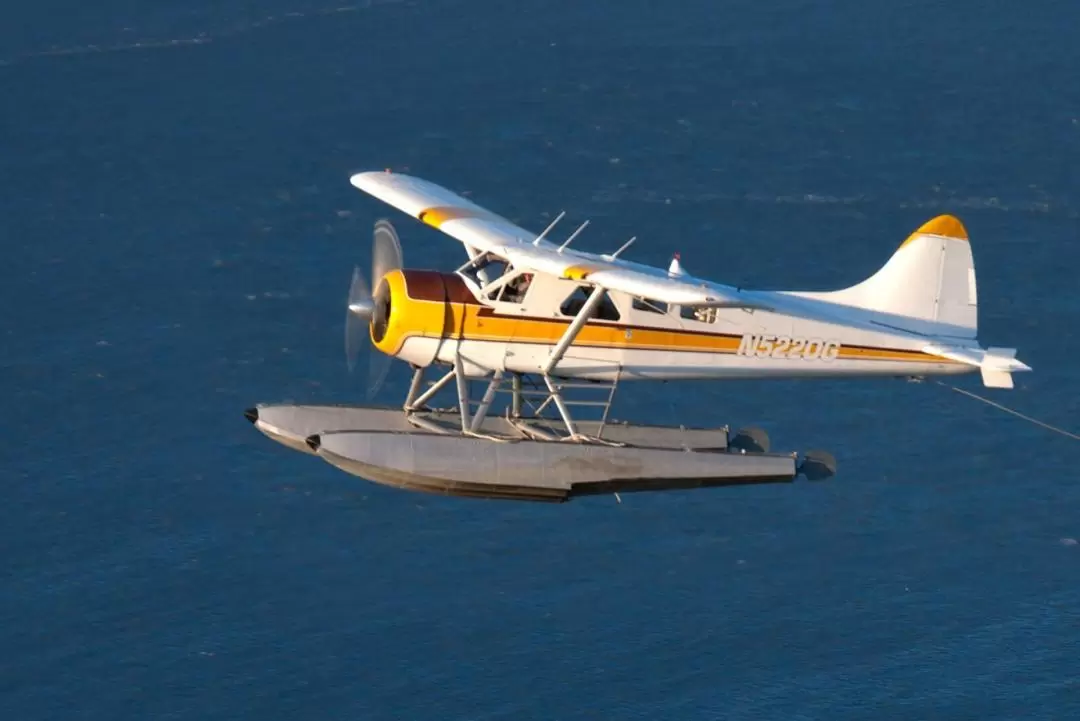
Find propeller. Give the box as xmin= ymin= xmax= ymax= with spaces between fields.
xmin=345 ymin=219 xmax=403 ymax=399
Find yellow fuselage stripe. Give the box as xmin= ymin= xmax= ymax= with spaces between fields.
xmin=376 ymin=279 xmax=958 ymax=364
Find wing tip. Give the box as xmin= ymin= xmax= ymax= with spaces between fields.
xmin=350 ymin=169 xmax=390 ymax=188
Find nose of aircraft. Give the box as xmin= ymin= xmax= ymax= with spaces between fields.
xmin=370 ymin=276 xmax=392 ymax=344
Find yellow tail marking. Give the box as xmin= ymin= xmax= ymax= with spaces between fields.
xmin=900 ymin=214 xmax=969 ymax=248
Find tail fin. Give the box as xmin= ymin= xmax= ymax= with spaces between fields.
xmin=809 ymin=215 xmax=978 ymax=338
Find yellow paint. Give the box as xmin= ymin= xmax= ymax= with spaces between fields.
xmin=562 ymin=265 xmax=595 ymax=280
xmin=900 ymin=214 xmax=969 ymax=248
xmin=378 ymin=284 xmax=958 ymax=364
xmin=371 ymin=270 xmax=448 ymax=356
xmin=417 ymin=206 xmax=489 ymax=229
xmin=836 ymin=345 xmax=943 ymax=362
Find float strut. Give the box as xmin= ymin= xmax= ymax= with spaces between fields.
xmin=408 ymin=366 xmax=456 ymax=411
xmin=403 ymin=366 xmax=425 ymax=410
xmin=543 ymin=375 xmax=578 ymax=437
xmin=511 ymin=373 xmax=523 ymax=418
xmin=469 ymin=371 xmax=505 ymax=432
xmin=454 ymin=353 xmax=471 ymax=431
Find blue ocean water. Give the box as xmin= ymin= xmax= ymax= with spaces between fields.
xmin=3 ymin=1 xmax=1080 ymax=718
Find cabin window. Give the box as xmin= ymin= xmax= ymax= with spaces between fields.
xmin=632 ymin=297 xmax=668 ymax=314
xmin=493 ymin=272 xmax=533 ymax=303
xmin=679 ymin=305 xmax=717 ymax=324
xmin=560 ymin=285 xmax=621 ymax=322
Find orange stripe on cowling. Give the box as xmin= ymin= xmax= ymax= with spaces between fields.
xmin=370 ymin=270 xmax=449 ymax=357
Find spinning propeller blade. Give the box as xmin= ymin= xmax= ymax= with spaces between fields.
xmin=344 ymin=219 xmax=405 ymax=399
xmin=345 ymin=266 xmax=371 ymax=373
xmin=372 ymin=219 xmax=403 ymax=283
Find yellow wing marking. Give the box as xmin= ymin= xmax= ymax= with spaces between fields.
xmin=417 ymin=206 xmax=492 ymax=229
xmin=562 ymin=265 xmax=596 ymax=280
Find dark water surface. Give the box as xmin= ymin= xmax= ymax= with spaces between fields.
xmin=4 ymin=1 xmax=1080 ymax=718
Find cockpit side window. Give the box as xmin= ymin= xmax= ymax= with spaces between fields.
xmin=496 ymin=271 xmax=534 ymax=304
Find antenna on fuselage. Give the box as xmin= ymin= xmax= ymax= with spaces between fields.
xmin=532 ymin=211 xmax=566 ymax=246
xmin=558 ymin=220 xmax=590 ymax=253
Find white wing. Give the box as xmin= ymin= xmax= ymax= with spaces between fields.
xmin=350 ymin=171 xmax=761 ymax=308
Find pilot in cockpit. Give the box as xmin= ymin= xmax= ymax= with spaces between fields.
xmin=502 ymin=273 xmax=533 ymax=303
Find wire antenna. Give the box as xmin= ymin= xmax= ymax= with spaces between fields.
xmin=933 ymin=380 xmax=1080 ymax=442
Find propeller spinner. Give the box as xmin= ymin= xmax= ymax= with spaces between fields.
xmin=345 ymin=219 xmax=403 ymax=399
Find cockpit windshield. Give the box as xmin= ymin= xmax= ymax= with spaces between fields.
xmin=459 ymin=252 xmax=510 ymax=288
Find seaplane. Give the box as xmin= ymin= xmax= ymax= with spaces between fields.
xmin=244 ymin=170 xmax=1031 ymax=502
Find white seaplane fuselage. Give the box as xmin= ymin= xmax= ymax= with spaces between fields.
xmin=353 ymin=170 xmax=1030 ymax=390
xmin=372 ymin=265 xmax=965 ymax=384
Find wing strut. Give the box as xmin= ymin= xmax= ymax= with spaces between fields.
xmin=543 ymin=285 xmax=608 ymax=375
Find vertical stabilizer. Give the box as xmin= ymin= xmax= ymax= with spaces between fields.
xmin=802 ymin=215 xmax=978 ymax=337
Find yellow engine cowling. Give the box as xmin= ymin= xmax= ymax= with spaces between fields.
xmin=370 ymin=269 xmax=476 ymax=367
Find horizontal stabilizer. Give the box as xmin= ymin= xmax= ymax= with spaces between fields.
xmin=924 ymin=344 xmax=1031 ymax=389
xmin=981 ymin=368 xmax=1015 ymax=389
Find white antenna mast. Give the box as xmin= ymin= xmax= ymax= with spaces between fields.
xmin=532 ymin=211 xmax=566 ymax=246
xmin=557 ymin=220 xmax=590 ymax=253
xmin=606 ymin=236 xmax=636 ymax=259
